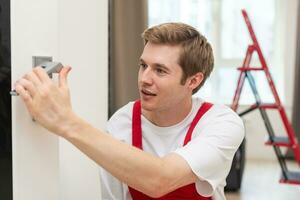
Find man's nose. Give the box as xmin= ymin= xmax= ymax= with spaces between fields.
xmin=140 ymin=67 xmax=153 ymax=85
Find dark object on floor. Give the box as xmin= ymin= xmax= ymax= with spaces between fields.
xmin=225 ymin=139 xmax=246 ymax=191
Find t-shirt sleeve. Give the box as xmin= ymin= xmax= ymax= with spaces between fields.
xmin=100 ymin=123 xmax=125 ymax=200
xmin=174 ymin=107 xmax=245 ymax=197
xmin=105 ymin=102 xmax=133 ymax=142
xmin=100 ymin=103 xmax=133 ymax=200
xmin=100 ymin=167 xmax=128 ymax=200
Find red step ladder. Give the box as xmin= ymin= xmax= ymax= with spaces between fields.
xmin=231 ymin=9 xmax=300 ymax=184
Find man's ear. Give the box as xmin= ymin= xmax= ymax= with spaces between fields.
xmin=187 ymin=72 xmax=204 ymax=91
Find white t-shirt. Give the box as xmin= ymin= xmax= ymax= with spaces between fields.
xmin=100 ymin=97 xmax=245 ymax=200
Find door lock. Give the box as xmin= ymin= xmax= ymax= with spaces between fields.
xmin=10 ymin=62 xmax=63 ymax=96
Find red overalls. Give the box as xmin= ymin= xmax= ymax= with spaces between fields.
xmin=129 ymin=100 xmax=213 ymax=200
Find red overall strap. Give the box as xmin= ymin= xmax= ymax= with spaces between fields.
xmin=183 ymin=102 xmax=213 ymax=145
xmin=129 ymin=100 xmax=213 ymax=200
xmin=132 ymin=100 xmax=142 ymax=149
xmin=129 ymin=100 xmax=149 ymax=200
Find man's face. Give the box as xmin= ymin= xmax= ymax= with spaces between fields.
xmin=138 ymin=42 xmax=192 ymax=112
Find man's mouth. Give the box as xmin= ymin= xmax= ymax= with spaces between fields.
xmin=141 ymin=89 xmax=157 ymax=96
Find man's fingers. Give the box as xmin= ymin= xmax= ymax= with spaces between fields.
xmin=15 ymin=84 xmax=33 ymax=105
xmin=33 ymin=66 xmax=52 ymax=83
xmin=59 ymin=66 xmax=72 ymax=88
xmin=17 ymin=78 xmax=37 ymax=97
xmin=23 ymin=71 xmax=42 ymax=87
xmin=15 ymin=84 xmax=35 ymax=118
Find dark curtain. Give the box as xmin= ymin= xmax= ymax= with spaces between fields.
xmin=290 ymin=2 xmax=300 ymax=158
xmin=0 ymin=0 xmax=11 ymax=153
xmin=0 ymin=0 xmax=12 ymax=199
xmin=109 ymin=0 xmax=148 ymax=117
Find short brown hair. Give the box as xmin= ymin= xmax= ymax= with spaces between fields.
xmin=142 ymin=22 xmax=214 ymax=94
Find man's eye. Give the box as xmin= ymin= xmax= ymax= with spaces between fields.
xmin=139 ymin=63 xmax=147 ymax=69
xmin=156 ymin=68 xmax=166 ymax=74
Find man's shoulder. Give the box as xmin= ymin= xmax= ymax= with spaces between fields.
xmin=208 ymin=104 xmax=243 ymax=127
xmin=209 ymin=103 xmax=238 ymax=116
xmin=192 ymin=98 xmax=245 ymax=146
xmin=193 ymin=97 xmax=243 ymax=126
xmin=106 ymin=101 xmax=135 ymax=139
xmin=109 ymin=101 xmax=135 ymax=123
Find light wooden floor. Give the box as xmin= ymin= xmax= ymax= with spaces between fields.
xmin=225 ymin=159 xmax=300 ymax=200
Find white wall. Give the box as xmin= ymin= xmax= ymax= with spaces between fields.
xmin=11 ymin=0 xmax=108 ymax=199
xmin=58 ymin=0 xmax=107 ymax=199
xmin=11 ymin=0 xmax=60 ymax=199
xmin=282 ymin=0 xmax=299 ymax=109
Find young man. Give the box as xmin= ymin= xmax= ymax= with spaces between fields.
xmin=15 ymin=23 xmax=244 ymax=200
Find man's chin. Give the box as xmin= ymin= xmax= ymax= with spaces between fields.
xmin=140 ymin=99 xmax=156 ymax=111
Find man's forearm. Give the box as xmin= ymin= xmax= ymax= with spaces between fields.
xmin=62 ymin=114 xmax=172 ymax=197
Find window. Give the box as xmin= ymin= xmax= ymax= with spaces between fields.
xmin=148 ymin=0 xmax=283 ymax=105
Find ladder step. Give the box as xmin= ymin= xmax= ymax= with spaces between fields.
xmin=246 ymin=103 xmax=278 ymax=111
xmin=237 ymin=67 xmax=264 ymax=71
xmin=258 ymin=103 xmax=278 ymax=109
xmin=280 ymin=171 xmax=300 ymax=184
xmin=265 ymin=136 xmax=292 ymax=147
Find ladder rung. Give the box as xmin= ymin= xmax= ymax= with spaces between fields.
xmin=280 ymin=171 xmax=300 ymax=184
xmin=259 ymin=103 xmax=278 ymax=109
xmin=265 ymin=136 xmax=292 ymax=147
xmin=237 ymin=67 xmax=264 ymax=71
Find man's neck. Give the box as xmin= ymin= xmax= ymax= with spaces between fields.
xmin=142 ymin=98 xmax=193 ymax=127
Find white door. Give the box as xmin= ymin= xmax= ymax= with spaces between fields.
xmin=11 ymin=0 xmax=108 ymax=199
